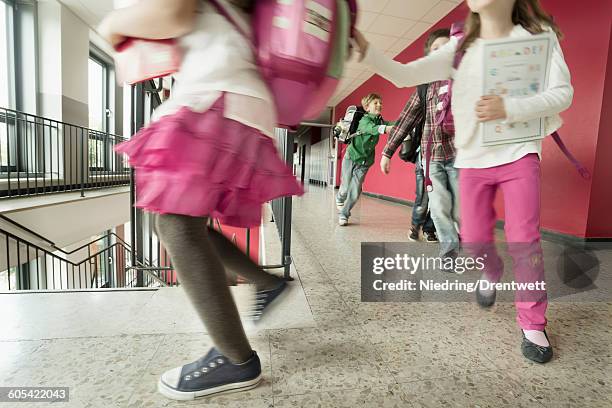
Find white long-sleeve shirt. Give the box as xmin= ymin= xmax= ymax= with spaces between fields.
xmin=362 ymin=25 xmax=574 ymax=168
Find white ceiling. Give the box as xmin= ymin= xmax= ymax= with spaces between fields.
xmin=60 ymin=0 xmax=462 ymax=107
xmin=58 ymin=0 xmax=114 ymax=29
xmin=330 ymin=0 xmax=462 ymax=106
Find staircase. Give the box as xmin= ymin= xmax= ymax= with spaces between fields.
xmin=1 ymin=80 xmax=297 ymax=292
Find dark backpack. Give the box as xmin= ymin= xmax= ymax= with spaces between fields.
xmin=348 ymin=106 xmax=366 ymax=139
xmin=333 ymin=105 xmax=366 ymax=144
xmin=398 ymin=84 xmax=428 ymax=163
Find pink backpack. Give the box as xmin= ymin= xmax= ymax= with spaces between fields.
xmin=212 ymin=0 xmax=358 ymax=128
xmin=423 ymin=22 xmax=590 ymax=192
xmin=113 ymin=0 xmax=183 ymax=85
xmin=115 ymin=38 xmax=182 ymax=85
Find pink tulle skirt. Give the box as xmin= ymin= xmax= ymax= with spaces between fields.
xmin=115 ymin=95 xmax=304 ymax=228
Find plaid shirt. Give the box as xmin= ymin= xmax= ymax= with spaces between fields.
xmin=383 ymin=81 xmax=456 ymax=162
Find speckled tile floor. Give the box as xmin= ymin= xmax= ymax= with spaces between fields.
xmin=0 ymin=185 xmax=610 ymax=407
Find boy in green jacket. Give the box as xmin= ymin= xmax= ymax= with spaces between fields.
xmin=337 ymin=93 xmax=394 ymax=226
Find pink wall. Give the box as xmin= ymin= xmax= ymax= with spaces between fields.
xmin=335 ymin=0 xmax=612 ymax=238
xmin=586 ymin=17 xmax=612 ymax=238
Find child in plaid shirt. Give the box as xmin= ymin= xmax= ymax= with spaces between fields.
xmin=380 ymin=29 xmax=460 ymax=261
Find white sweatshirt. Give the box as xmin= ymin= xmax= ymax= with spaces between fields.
xmin=362 ymin=25 xmax=574 ymax=168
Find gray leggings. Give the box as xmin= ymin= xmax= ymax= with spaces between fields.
xmin=155 ymin=213 xmax=282 ymax=363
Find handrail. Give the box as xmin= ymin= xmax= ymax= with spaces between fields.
xmin=260 ymin=262 xmax=292 ymax=270
xmin=0 ymin=107 xmax=125 ymax=140
xmin=128 ymin=265 xmax=173 ymax=271
xmin=299 ymin=122 xmax=335 ymax=128
xmin=1 ymin=228 xmax=131 ymax=268
xmin=0 ymin=214 xmax=131 ymax=252
xmin=62 ymin=233 xmax=131 ymax=254
xmin=0 ymin=214 xmax=54 ymax=246
xmin=0 ymin=106 xmax=131 ymax=201
xmin=125 ymin=266 xmax=169 ymax=287
xmin=145 ymin=78 xmax=164 ymax=94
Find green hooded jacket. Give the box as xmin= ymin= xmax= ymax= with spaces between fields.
xmin=348 ymin=113 xmax=395 ymax=167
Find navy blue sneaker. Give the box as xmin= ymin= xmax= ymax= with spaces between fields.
xmin=250 ymin=281 xmax=288 ymax=321
xmin=158 ymin=348 xmax=262 ymax=400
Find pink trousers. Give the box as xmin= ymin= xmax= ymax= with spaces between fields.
xmin=460 ymin=153 xmax=547 ymax=331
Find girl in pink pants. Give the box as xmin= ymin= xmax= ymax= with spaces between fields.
xmin=460 ymin=154 xmax=547 ymax=331
xmin=355 ymin=0 xmax=573 ymax=363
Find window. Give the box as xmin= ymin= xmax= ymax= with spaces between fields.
xmin=0 ymin=0 xmax=37 ymax=111
xmin=88 ymin=57 xmax=108 ymax=132
xmin=1 ymin=0 xmax=37 ymax=175
xmin=88 ymin=53 xmax=111 ymax=171
xmin=1 ymin=1 xmax=13 ymax=171
xmin=0 ymin=1 xmax=10 ymax=108
xmin=89 ymin=231 xmax=113 ymax=288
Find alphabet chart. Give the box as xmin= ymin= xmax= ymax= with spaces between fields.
xmin=481 ymin=34 xmax=553 ymax=146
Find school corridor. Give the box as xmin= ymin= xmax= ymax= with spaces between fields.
xmin=1 ymin=0 xmax=612 ymax=406
xmin=1 ymin=184 xmax=610 ymax=407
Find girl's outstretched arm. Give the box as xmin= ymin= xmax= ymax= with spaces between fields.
xmin=354 ymin=30 xmax=456 ymax=88
xmin=98 ymin=0 xmax=198 ymax=46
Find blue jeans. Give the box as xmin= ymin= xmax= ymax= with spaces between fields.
xmin=337 ymin=154 xmax=369 ymax=220
xmin=412 ymin=154 xmax=436 ymax=233
xmin=424 ymin=157 xmax=460 ymax=256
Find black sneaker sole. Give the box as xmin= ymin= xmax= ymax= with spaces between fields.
xmin=251 ymin=281 xmax=289 ymax=322
xmin=158 ymin=374 xmax=262 ymax=401
xmin=521 ymin=331 xmax=553 ymax=364
xmin=476 ymin=288 xmax=496 ymax=308
xmin=521 ymin=344 xmax=553 ymax=364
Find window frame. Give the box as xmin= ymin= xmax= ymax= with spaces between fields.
xmin=1 ymin=0 xmax=38 ymax=176
xmin=1 ymin=0 xmax=17 ymax=109
xmin=88 ymin=48 xmax=113 ymax=172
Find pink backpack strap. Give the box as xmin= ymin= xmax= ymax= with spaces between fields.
xmin=450 ymin=21 xmax=464 ymax=37
xmin=551 ymin=131 xmax=591 ymax=179
xmin=450 ymin=22 xmax=465 ymax=70
xmin=347 ymin=0 xmax=358 ymax=36
xmin=209 ymin=0 xmax=255 ymax=52
xmin=424 ymin=99 xmax=446 ymax=192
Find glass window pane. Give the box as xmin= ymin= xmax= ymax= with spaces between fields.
xmin=88 ymin=58 xmax=105 ymax=132
xmin=0 ymin=121 xmax=8 ymax=168
xmin=88 ymin=137 xmax=104 ymax=168
xmin=0 ymin=2 xmax=9 ymax=108
xmin=16 ymin=2 xmax=37 ymax=113
xmin=0 ymin=111 xmax=15 ymax=171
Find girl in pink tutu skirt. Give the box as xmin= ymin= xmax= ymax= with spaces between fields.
xmin=99 ymin=0 xmax=303 ymax=400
